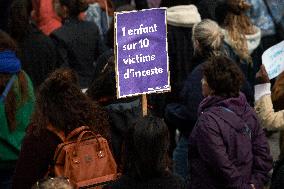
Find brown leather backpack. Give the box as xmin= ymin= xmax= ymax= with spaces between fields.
xmin=47 ymin=125 xmax=118 ymax=189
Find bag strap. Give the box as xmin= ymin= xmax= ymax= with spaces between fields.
xmin=206 ymin=107 xmax=252 ymax=139
xmin=0 ymin=74 xmax=17 ymax=102
xmin=66 ymin=126 xmax=90 ymax=141
xmin=47 ymin=125 xmax=91 ymax=142
xmin=221 ymin=107 xmax=251 ymax=139
xmin=47 ymin=124 xmax=66 ymax=142
xmin=73 ymin=130 xmax=103 ymax=156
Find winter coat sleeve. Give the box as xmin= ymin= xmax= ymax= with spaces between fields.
xmin=249 ymin=116 xmax=273 ymax=189
xmin=255 ymin=94 xmax=284 ymax=129
xmin=195 ymin=114 xmax=253 ymax=189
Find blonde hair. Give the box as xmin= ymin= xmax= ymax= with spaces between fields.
xmin=192 ymin=19 xmax=224 ymax=57
xmin=223 ymin=0 xmax=255 ymax=64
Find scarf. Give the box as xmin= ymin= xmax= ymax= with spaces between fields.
xmin=0 ymin=51 xmax=21 ymax=73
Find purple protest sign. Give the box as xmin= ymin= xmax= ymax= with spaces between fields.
xmin=115 ymin=8 xmax=170 ymax=98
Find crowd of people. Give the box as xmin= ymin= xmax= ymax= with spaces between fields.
xmin=0 ymin=0 xmax=284 ymax=188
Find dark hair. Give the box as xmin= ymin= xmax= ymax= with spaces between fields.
xmin=59 ymin=0 xmax=88 ymax=17
xmin=87 ymin=56 xmax=116 ymax=105
xmin=31 ymin=68 xmax=110 ymax=139
xmin=8 ymin=0 xmax=32 ymax=42
xmin=122 ymin=116 xmax=170 ymax=180
xmin=0 ymin=30 xmax=17 ymax=52
xmin=203 ymin=55 xmax=244 ymax=98
xmin=0 ymin=30 xmax=28 ymax=132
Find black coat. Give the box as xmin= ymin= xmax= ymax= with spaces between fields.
xmin=167 ymin=25 xmax=194 ymax=103
xmin=160 ymin=0 xmax=193 ymax=7
xmin=195 ymin=0 xmax=222 ymax=20
xmin=51 ymin=18 xmax=107 ymax=88
xmin=104 ymin=174 xmax=186 ymax=189
xmin=105 ymin=98 xmax=141 ymax=164
xmin=0 ymin=0 xmax=12 ymax=31
xmin=18 ymin=25 xmax=59 ymax=88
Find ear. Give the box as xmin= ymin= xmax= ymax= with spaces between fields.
xmin=194 ymin=39 xmax=200 ymax=49
xmin=193 ymin=40 xmax=202 ymax=55
xmin=53 ymin=0 xmax=69 ymax=19
xmin=209 ymin=88 xmax=215 ymax=96
xmin=62 ymin=5 xmax=69 ymax=19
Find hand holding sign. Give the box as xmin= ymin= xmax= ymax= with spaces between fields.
xmin=255 ymin=65 xmax=270 ymax=84
xmin=115 ymin=8 xmax=170 ymax=98
xmin=262 ymin=40 xmax=284 ymax=79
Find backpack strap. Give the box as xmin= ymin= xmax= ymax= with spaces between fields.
xmin=221 ymin=107 xmax=251 ymax=139
xmin=0 ymin=74 xmax=17 ymax=103
xmin=47 ymin=124 xmax=66 ymax=142
xmin=206 ymin=107 xmax=252 ymax=139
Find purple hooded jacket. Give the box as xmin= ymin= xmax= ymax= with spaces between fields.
xmin=189 ymin=93 xmax=272 ymax=189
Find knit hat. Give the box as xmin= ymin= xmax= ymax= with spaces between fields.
xmin=0 ymin=51 xmax=21 ymax=73
xmin=167 ymin=5 xmax=201 ymax=28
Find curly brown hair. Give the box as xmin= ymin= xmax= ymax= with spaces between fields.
xmin=31 ymin=68 xmax=110 ymax=139
xmin=0 ymin=30 xmax=28 ymax=132
xmin=203 ymin=55 xmax=244 ymax=98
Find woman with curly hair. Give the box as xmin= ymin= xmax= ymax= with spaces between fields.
xmin=215 ymin=0 xmax=261 ymax=84
xmin=12 ymin=68 xmax=110 ymax=189
xmin=0 ymin=30 xmax=35 ymax=189
xmin=188 ymin=55 xmax=272 ymax=189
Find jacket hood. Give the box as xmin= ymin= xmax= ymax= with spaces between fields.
xmin=105 ymin=98 xmax=141 ymax=134
xmin=222 ymin=27 xmax=261 ymax=54
xmin=198 ymin=93 xmax=252 ymax=119
xmin=167 ymin=5 xmax=201 ymax=28
xmin=106 ymin=98 xmax=140 ymax=112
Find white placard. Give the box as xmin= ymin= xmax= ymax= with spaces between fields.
xmin=262 ymin=40 xmax=284 ymax=79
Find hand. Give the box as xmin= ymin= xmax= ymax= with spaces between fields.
xmin=250 ymin=184 xmax=256 ymax=189
xmin=255 ymin=65 xmax=270 ymax=84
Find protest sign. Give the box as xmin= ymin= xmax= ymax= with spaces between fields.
xmin=262 ymin=40 xmax=284 ymax=79
xmin=115 ymin=8 xmax=170 ymax=99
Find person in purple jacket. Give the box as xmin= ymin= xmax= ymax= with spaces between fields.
xmin=188 ymin=55 xmax=272 ymax=189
